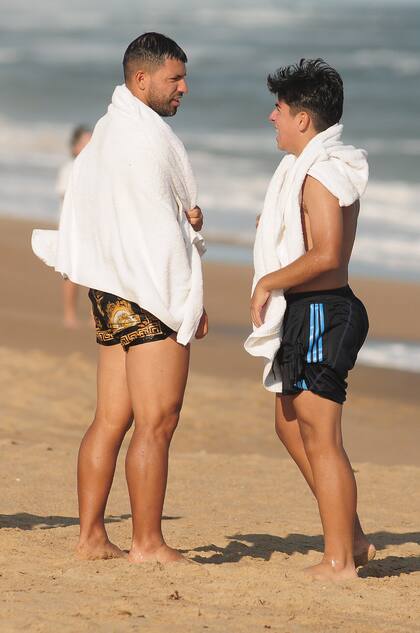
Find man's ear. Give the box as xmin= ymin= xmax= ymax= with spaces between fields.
xmin=297 ymin=111 xmax=311 ymax=133
xmin=134 ymin=69 xmax=148 ymax=91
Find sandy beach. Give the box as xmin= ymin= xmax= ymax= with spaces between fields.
xmin=1 ymin=216 xmax=420 ymax=632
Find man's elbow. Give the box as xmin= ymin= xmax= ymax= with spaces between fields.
xmin=315 ymin=250 xmax=341 ymax=273
xmin=323 ymin=252 xmax=341 ymax=272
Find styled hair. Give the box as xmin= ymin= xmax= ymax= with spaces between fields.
xmin=70 ymin=125 xmax=91 ymax=148
xmin=267 ymin=58 xmax=343 ymax=131
xmin=123 ymin=32 xmax=187 ymax=81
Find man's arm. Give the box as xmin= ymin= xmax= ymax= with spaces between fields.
xmin=251 ymin=176 xmax=344 ymax=327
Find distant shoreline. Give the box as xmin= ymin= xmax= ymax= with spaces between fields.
xmin=4 ymin=211 xmax=419 ymax=284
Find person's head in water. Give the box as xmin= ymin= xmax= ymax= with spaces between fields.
xmin=70 ymin=125 xmax=92 ymax=157
xmin=123 ymin=32 xmax=188 ymax=117
xmin=267 ymin=59 xmax=343 ymax=156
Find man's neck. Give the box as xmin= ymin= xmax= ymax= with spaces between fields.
xmin=126 ymin=82 xmax=149 ymax=107
xmin=293 ymin=129 xmax=319 ymax=157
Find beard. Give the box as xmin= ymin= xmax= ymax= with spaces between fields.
xmin=147 ymin=87 xmax=181 ymax=117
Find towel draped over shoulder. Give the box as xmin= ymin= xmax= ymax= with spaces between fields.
xmin=32 ymin=84 xmax=205 ymax=345
xmin=243 ymin=123 xmax=368 ymax=391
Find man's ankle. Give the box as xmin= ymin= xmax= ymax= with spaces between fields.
xmin=131 ymin=535 xmax=165 ymax=554
xmin=78 ymin=524 xmax=108 ymax=545
xmin=322 ymin=553 xmax=355 ymax=571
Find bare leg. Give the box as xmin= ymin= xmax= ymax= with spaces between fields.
xmin=125 ymin=334 xmax=190 ymax=564
xmin=291 ymin=391 xmax=359 ymax=580
xmin=63 ymin=279 xmax=79 ymax=329
xmin=275 ymin=395 xmax=375 ymax=567
xmin=77 ymin=345 xmax=133 ymax=559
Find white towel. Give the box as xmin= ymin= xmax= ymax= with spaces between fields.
xmin=244 ymin=123 xmax=368 ymax=391
xmin=32 ymin=84 xmax=205 ymax=345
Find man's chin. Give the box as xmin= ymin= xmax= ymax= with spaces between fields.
xmin=160 ymin=107 xmax=178 ymax=118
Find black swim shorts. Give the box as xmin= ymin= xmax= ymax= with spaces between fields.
xmin=88 ymin=289 xmax=174 ymax=351
xmin=273 ymin=285 xmax=369 ymax=404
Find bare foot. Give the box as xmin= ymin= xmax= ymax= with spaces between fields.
xmin=128 ymin=543 xmax=188 ymax=564
xmin=354 ymin=542 xmax=376 ymax=568
xmin=304 ymin=561 xmax=358 ymax=582
xmin=76 ymin=538 xmax=126 ymax=561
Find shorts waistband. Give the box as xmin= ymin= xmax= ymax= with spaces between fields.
xmin=285 ymin=285 xmax=354 ymax=303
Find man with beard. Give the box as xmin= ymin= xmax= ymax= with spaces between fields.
xmin=33 ymin=32 xmax=207 ymax=563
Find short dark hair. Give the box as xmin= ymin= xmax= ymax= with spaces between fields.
xmin=123 ymin=32 xmax=187 ymax=81
xmin=70 ymin=125 xmax=90 ymax=148
xmin=267 ymin=59 xmax=343 ymax=131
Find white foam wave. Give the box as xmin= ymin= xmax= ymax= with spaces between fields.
xmin=0 ymin=48 xmax=19 ymax=64
xmin=359 ymin=340 xmax=420 ymax=373
xmin=363 ymin=138 xmax=420 ymax=156
xmin=0 ymin=117 xmax=419 ymax=279
xmin=188 ymin=130 xmax=420 ymax=159
xmin=194 ymin=6 xmax=309 ymax=28
xmin=0 ymin=117 xmax=69 ymax=156
xmin=2 ymin=117 xmax=419 ymax=171
xmin=0 ymin=2 xmax=108 ymax=32
xmin=190 ymin=149 xmax=271 ymax=215
xmin=362 ymin=181 xmax=420 ymax=231
xmin=353 ymin=235 xmax=420 ymax=272
xmin=32 ymin=41 xmax=123 ymax=66
xmin=339 ymin=49 xmax=420 ymax=76
xmin=183 ymin=130 xmax=277 ymax=155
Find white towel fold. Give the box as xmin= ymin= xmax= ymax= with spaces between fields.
xmin=32 ymin=84 xmax=205 ymax=345
xmin=243 ymin=123 xmax=368 ymax=391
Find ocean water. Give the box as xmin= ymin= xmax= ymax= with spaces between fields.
xmin=358 ymin=339 xmax=420 ymax=373
xmin=0 ymin=0 xmax=419 ymax=282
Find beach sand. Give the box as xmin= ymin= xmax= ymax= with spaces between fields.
xmin=1 ymin=217 xmax=419 ymax=632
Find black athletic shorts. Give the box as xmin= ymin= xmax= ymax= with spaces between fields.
xmin=273 ymin=285 xmax=369 ymax=404
xmin=88 ymin=289 xmax=174 ymax=351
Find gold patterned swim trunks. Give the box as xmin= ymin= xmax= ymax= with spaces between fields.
xmin=88 ymin=289 xmax=174 ymax=350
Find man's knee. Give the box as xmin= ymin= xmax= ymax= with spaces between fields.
xmin=137 ymin=407 xmax=181 ymax=441
xmin=92 ymin=412 xmax=133 ymax=436
xmin=299 ymin=419 xmax=343 ymax=461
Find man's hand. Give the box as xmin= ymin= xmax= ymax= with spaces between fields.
xmin=186 ymin=206 xmax=203 ymax=232
xmin=195 ymin=308 xmax=208 ymax=339
xmin=250 ymin=280 xmax=271 ymax=327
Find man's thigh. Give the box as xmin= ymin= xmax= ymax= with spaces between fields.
xmin=292 ymin=390 xmax=343 ymax=445
xmin=276 ymin=394 xmax=298 ymax=422
xmin=125 ymin=334 xmax=190 ymax=419
xmin=95 ymin=344 xmax=133 ymax=429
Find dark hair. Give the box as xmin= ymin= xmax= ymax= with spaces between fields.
xmin=70 ymin=125 xmax=91 ymax=148
xmin=267 ymin=58 xmax=343 ymax=131
xmin=123 ymin=32 xmax=187 ymax=81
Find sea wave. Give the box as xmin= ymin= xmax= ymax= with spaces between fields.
xmin=338 ymin=49 xmax=420 ymax=76
xmin=0 ymin=117 xmax=419 ymax=279
xmin=0 ymin=117 xmax=69 ymax=155
xmin=0 ymin=1 xmax=108 ymax=32
xmin=193 ymin=6 xmax=310 ymax=28
xmin=2 ymin=117 xmax=420 ymax=165
xmin=186 ymin=130 xmax=420 ymax=158
xmin=363 ymin=138 xmax=420 ymax=157
xmin=358 ymin=340 xmax=420 ymax=373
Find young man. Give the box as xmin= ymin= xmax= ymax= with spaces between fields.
xmin=245 ymin=59 xmax=374 ymax=581
xmin=33 ymin=33 xmax=207 ymax=563
xmin=56 ymin=125 xmax=92 ymax=329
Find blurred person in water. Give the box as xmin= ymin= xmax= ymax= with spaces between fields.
xmin=57 ymin=125 xmax=92 ymax=328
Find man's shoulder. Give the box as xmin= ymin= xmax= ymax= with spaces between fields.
xmin=302 ymin=174 xmax=340 ymax=210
